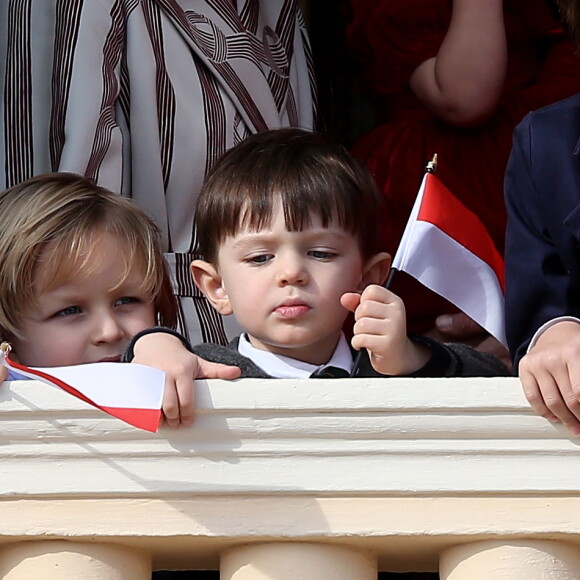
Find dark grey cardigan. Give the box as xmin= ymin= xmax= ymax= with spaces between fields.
xmin=125 ymin=330 xmax=509 ymax=378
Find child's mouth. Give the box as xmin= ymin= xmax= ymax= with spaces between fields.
xmin=274 ymin=304 xmax=310 ymax=319
xmin=97 ymin=355 xmax=122 ymax=363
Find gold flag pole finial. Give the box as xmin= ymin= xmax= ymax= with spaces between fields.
xmin=426 ymin=153 xmax=438 ymax=174
xmin=0 ymin=342 xmax=11 ymax=355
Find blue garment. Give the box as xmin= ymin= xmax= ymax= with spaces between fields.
xmin=5 ymin=369 xmax=26 ymax=381
xmin=505 ymin=94 xmax=580 ymax=368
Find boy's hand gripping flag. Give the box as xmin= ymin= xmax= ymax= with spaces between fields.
xmin=0 ymin=343 xmax=164 ymax=432
xmin=391 ymin=161 xmax=507 ymax=347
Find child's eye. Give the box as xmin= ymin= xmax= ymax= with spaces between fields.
xmin=115 ymin=296 xmax=139 ymax=307
xmin=308 ymin=250 xmax=336 ymax=260
xmin=56 ymin=306 xmax=82 ymax=317
xmin=246 ymin=254 xmax=273 ymax=265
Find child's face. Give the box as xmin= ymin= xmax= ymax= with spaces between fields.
xmin=207 ymin=200 xmax=371 ymax=364
xmin=11 ymin=233 xmax=156 ymax=367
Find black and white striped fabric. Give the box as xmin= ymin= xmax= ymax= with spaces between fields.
xmin=0 ymin=0 xmax=316 ymax=345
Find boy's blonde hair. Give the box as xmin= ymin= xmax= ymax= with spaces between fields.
xmin=0 ymin=173 xmax=177 ymax=339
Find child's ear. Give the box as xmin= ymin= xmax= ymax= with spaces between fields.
xmin=190 ymin=260 xmax=233 ymax=316
xmin=358 ymin=252 xmax=391 ymax=290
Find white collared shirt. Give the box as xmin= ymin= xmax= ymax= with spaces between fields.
xmin=237 ymin=333 xmax=353 ymax=378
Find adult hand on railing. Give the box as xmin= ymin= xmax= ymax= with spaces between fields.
xmin=519 ymin=320 xmax=580 ymax=435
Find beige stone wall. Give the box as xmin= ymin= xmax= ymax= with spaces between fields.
xmin=2 ymin=377 xmax=580 ymax=578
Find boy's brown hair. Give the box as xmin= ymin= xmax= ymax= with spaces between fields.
xmin=195 ymin=128 xmax=384 ymax=264
xmin=0 ymin=173 xmax=177 ymax=339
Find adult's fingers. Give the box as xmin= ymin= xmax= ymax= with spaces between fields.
xmin=519 ymin=365 xmax=560 ymax=423
xmin=435 ymin=312 xmax=483 ymax=338
xmin=520 ymin=363 xmax=580 ymax=434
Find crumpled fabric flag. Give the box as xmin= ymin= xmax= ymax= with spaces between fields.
xmin=1 ymin=344 xmax=164 ymax=432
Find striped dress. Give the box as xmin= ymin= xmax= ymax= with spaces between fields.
xmin=0 ymin=0 xmax=316 ymax=344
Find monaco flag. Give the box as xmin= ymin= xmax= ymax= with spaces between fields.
xmin=1 ymin=345 xmax=164 ymax=432
xmin=392 ymin=171 xmax=507 ymax=347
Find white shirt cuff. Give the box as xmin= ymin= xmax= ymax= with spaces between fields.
xmin=527 ymin=316 xmax=580 ymax=353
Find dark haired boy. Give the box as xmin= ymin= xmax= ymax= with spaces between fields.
xmin=187 ymin=128 xmax=507 ymax=378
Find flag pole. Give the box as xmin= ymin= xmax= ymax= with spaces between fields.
xmin=386 ymin=153 xmax=437 ymax=285
xmin=426 ymin=153 xmax=438 ymax=174
xmin=349 ymin=154 xmax=438 ymax=378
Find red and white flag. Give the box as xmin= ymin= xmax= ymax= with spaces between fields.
xmin=392 ymin=171 xmax=507 ymax=347
xmin=1 ymin=347 xmax=164 ymax=432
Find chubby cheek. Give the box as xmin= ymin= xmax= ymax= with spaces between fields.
xmin=223 ymin=286 xmax=265 ymax=329
xmin=222 ymin=272 xmax=263 ymax=306
xmin=229 ymin=294 xmax=263 ymax=323
xmin=131 ymin=308 xmax=157 ymax=332
xmin=10 ymin=324 xmax=80 ymax=367
xmin=13 ymin=341 xmax=70 ymax=367
xmin=329 ymin=271 xmax=364 ymax=301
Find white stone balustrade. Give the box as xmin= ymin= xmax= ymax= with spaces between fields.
xmin=2 ymin=377 xmax=580 ymax=579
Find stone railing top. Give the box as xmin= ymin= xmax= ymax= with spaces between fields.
xmin=1 ymin=376 xmax=577 ymax=498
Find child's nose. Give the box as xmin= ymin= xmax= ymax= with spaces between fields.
xmin=93 ymin=312 xmax=125 ymax=344
xmin=276 ymin=254 xmax=308 ymax=286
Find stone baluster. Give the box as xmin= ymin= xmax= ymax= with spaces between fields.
xmin=0 ymin=541 xmax=151 ymax=580
xmin=440 ymin=540 xmax=580 ymax=580
xmin=221 ymin=542 xmax=377 ymax=580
